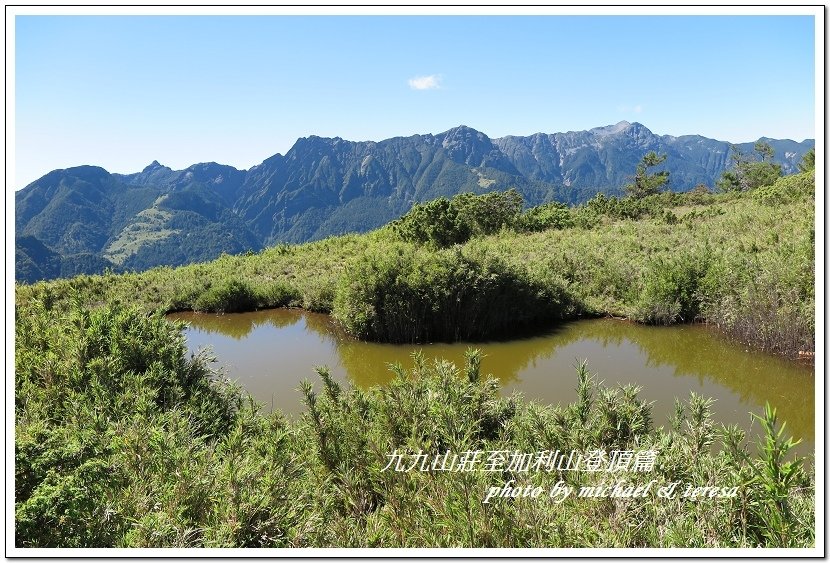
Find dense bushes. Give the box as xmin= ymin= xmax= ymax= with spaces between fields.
xmin=390 ymin=189 xmax=524 ymax=247
xmin=190 ymin=279 xmax=301 ymax=314
xmin=15 ymin=303 xmax=244 ymax=546
xmin=333 ymin=244 xmax=568 ymax=343
xmin=282 ymin=358 xmax=813 ymax=548
xmin=635 ymin=251 xmax=710 ymax=325
xmin=752 ymin=172 xmax=815 ymax=205
xmin=516 ymin=201 xmax=574 ymax=231
xmin=573 ymin=191 xmax=692 ymax=225
xmin=193 ymin=279 xmax=259 ymax=313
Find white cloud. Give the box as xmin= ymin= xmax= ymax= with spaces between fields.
xmin=618 ymin=103 xmax=644 ymax=114
xmin=408 ymin=74 xmax=441 ymax=90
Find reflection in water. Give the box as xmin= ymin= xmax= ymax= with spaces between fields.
xmin=168 ymin=309 xmax=301 ymax=339
xmin=167 ymin=310 xmax=815 ymax=456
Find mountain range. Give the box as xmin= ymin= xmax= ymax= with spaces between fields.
xmin=15 ymin=121 xmax=814 ymax=283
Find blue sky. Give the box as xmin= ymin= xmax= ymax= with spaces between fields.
xmin=14 ymin=13 xmax=817 ymax=188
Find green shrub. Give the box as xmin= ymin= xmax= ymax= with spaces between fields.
xmin=517 ymin=201 xmax=574 ymax=232
xmin=15 ymin=303 xmax=244 ymax=547
xmin=301 ymin=277 xmax=336 ymax=313
xmin=194 ymin=279 xmax=259 ymax=313
xmin=753 ymin=172 xmax=814 ymax=205
xmin=634 ymin=252 xmax=708 ymax=325
xmin=259 ymin=281 xmax=301 ymax=308
xmin=391 ymin=189 xmax=524 ymax=247
xmin=722 ymin=403 xmax=812 ymax=547
xmin=333 ymin=244 xmax=564 ymax=343
xmin=15 ymin=450 xmax=126 ymax=547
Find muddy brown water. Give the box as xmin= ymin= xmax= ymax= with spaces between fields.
xmin=167 ymin=309 xmax=815 ymax=457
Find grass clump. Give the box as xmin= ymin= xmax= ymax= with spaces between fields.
xmin=721 ymin=404 xmax=810 ymax=547
xmin=635 ymin=250 xmax=710 ymax=325
xmin=333 ymin=244 xmax=568 ymax=343
xmin=192 ymin=279 xmax=301 ymax=314
xmin=194 ymin=279 xmax=259 ymax=313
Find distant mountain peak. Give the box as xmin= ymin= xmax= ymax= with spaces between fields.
xmin=591 ymin=121 xmax=634 ymax=136
xmin=442 ymin=124 xmax=483 ymax=136
xmin=440 ymin=125 xmax=491 ymax=146
xmin=289 ymin=135 xmax=338 ymax=154
xmin=187 ymin=161 xmax=223 ymax=171
xmin=142 ymin=160 xmax=168 ymax=173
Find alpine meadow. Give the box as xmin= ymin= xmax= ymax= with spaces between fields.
xmin=12 ymin=12 xmax=819 ymax=554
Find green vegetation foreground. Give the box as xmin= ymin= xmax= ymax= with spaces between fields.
xmin=14 ymin=171 xmax=816 ymax=548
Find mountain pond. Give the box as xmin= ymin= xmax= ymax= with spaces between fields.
xmin=167 ymin=309 xmax=815 ymax=458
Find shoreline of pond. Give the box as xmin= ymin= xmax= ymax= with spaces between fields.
xmin=166 ymin=304 xmax=815 ymax=367
xmin=166 ymin=308 xmax=815 ymax=458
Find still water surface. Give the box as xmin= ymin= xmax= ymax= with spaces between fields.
xmin=168 ymin=309 xmax=814 ymax=454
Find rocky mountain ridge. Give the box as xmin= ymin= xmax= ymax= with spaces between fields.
xmin=15 ymin=121 xmax=814 ymax=282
